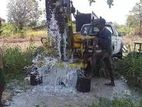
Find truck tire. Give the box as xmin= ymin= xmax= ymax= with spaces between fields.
xmin=116 ymin=44 xmax=123 ymax=59
xmin=116 ymin=51 xmax=122 ymax=59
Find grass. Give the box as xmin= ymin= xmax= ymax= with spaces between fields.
xmin=14 ymin=29 xmax=47 ymax=39
xmin=25 ymin=29 xmax=47 ymax=38
xmin=90 ymin=98 xmax=142 ymax=107
xmin=3 ymin=45 xmax=36 ymax=82
xmin=1 ymin=26 xmax=47 ymax=38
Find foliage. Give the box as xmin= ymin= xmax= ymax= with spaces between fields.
xmin=114 ymin=23 xmax=130 ymax=36
xmin=7 ymin=0 xmax=41 ymax=30
xmin=89 ymin=0 xmax=113 ymax=8
xmin=126 ymin=1 xmax=142 ymax=35
xmin=1 ymin=23 xmax=17 ymax=37
xmin=3 ymin=46 xmax=35 ymax=81
xmin=90 ymin=98 xmax=141 ymax=107
xmin=116 ymin=53 xmax=142 ymax=88
xmin=127 ymin=15 xmax=138 ymax=28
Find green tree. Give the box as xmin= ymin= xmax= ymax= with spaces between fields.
xmin=127 ymin=1 xmax=142 ymax=35
xmin=7 ymin=0 xmax=41 ymax=30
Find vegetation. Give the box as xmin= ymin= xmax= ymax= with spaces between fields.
xmin=7 ymin=0 xmax=41 ymax=30
xmin=126 ymin=0 xmax=142 ymax=36
xmin=89 ymin=0 xmax=114 ymax=8
xmin=3 ymin=45 xmax=36 ymax=82
xmin=0 ymin=23 xmax=47 ymax=38
xmin=90 ymin=98 xmax=142 ymax=107
xmin=0 ymin=23 xmax=17 ymax=37
xmin=114 ymin=23 xmax=132 ymax=36
xmin=116 ymin=53 xmax=142 ymax=88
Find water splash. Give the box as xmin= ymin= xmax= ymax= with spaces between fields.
xmin=30 ymin=0 xmax=75 ymax=93
xmin=47 ymin=13 xmax=68 ymax=60
xmin=45 ymin=0 xmax=68 ymax=60
xmin=48 ymin=13 xmax=62 ymax=59
xmin=31 ymin=55 xmax=78 ymax=92
xmin=63 ymin=29 xmax=68 ymax=60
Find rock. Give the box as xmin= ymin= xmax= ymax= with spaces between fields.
xmin=35 ymin=104 xmax=39 ymax=107
xmin=15 ymin=89 xmax=23 ymax=94
xmin=124 ymin=90 xmax=131 ymax=96
xmin=3 ymin=91 xmax=13 ymax=101
xmin=3 ymin=100 xmax=11 ymax=106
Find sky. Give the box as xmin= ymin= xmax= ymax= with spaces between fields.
xmin=0 ymin=0 xmax=8 ymax=20
xmin=72 ymin=0 xmax=139 ymax=24
xmin=0 ymin=0 xmax=140 ymax=25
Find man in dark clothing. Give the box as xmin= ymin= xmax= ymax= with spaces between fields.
xmin=92 ymin=18 xmax=115 ymax=86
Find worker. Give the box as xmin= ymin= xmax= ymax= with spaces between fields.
xmin=0 ymin=48 xmax=5 ymax=107
xmin=92 ymin=18 xmax=115 ymax=86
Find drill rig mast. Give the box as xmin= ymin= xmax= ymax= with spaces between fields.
xmin=45 ymin=0 xmax=75 ymax=60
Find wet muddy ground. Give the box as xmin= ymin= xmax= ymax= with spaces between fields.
xmin=1 ymin=38 xmax=142 ymax=107
xmin=8 ymin=78 xmax=142 ymax=107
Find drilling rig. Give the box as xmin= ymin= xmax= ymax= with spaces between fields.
xmin=44 ymin=0 xmax=120 ymax=92
xmin=45 ymin=0 xmax=75 ymax=60
xmin=45 ymin=0 xmax=99 ymax=61
xmin=45 ymin=0 xmax=99 ymax=92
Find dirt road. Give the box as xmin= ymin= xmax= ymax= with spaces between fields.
xmin=0 ymin=37 xmax=43 ymax=50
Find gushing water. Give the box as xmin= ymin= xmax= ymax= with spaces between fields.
xmin=62 ymin=29 xmax=68 ymax=60
xmin=32 ymin=0 xmax=76 ymax=92
xmin=31 ymin=54 xmax=78 ymax=92
xmin=48 ymin=13 xmax=62 ymax=59
xmin=48 ymin=13 xmax=68 ymax=60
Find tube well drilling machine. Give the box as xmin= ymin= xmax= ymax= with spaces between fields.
xmin=44 ymin=0 xmax=98 ymax=62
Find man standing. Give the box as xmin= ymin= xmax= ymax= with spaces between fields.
xmin=0 ymin=48 xmax=5 ymax=107
xmin=92 ymin=18 xmax=115 ymax=86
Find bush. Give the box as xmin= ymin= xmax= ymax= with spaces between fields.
xmin=1 ymin=23 xmax=16 ymax=37
xmin=112 ymin=99 xmax=134 ymax=107
xmin=3 ymin=46 xmax=35 ymax=82
xmin=116 ymin=52 xmax=142 ymax=88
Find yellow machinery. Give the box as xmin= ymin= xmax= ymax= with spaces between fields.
xmin=72 ymin=32 xmax=96 ymax=58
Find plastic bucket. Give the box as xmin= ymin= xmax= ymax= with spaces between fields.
xmin=76 ymin=77 xmax=91 ymax=92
